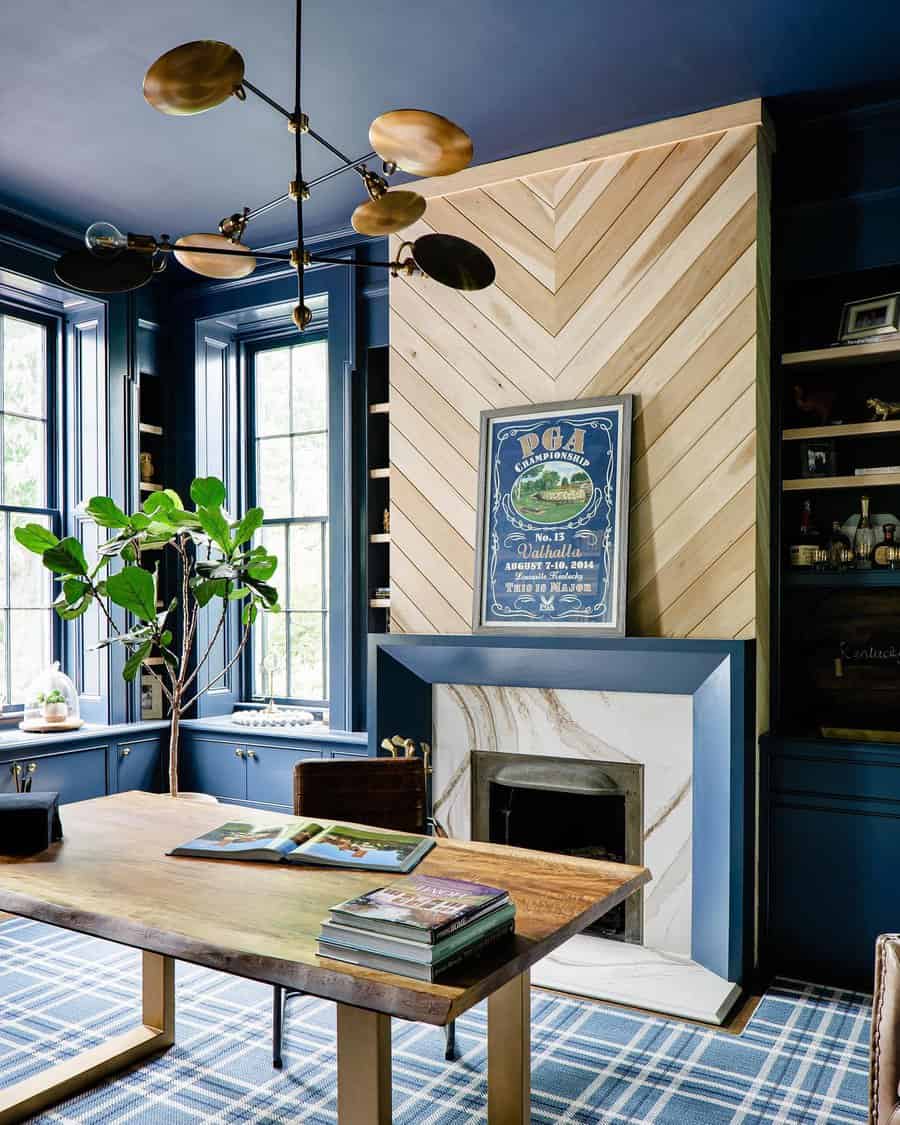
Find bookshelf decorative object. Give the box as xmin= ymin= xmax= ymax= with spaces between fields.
xmin=366 ymin=347 xmax=391 ymax=633
xmin=777 ymin=270 xmax=900 ymax=740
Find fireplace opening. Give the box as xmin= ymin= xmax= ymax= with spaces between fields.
xmin=472 ymin=752 xmax=643 ymax=944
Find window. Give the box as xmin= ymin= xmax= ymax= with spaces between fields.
xmin=250 ymin=336 xmax=329 ymax=705
xmin=0 ymin=311 xmax=56 ymax=706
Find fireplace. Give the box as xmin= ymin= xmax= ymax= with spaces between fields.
xmin=472 ymin=752 xmax=643 ymax=943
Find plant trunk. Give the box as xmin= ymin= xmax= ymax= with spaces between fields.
xmin=168 ymin=706 xmax=180 ymax=797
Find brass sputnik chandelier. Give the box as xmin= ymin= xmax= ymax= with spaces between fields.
xmin=54 ymin=0 xmax=495 ymax=329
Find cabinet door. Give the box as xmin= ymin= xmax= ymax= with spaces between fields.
xmin=180 ymin=734 xmax=246 ymax=800
xmin=245 ymin=744 xmax=322 ymax=808
xmin=112 ymin=736 xmax=163 ymax=794
xmin=19 ymin=746 xmax=109 ymax=805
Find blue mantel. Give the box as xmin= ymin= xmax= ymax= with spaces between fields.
xmin=367 ymin=633 xmax=755 ymax=985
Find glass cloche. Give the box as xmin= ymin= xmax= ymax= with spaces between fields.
xmin=22 ymin=662 xmax=81 ymax=730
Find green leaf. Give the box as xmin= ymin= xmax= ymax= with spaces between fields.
xmin=160 ymin=629 xmax=173 ymax=648
xmin=234 ymin=507 xmax=263 ymax=548
xmin=84 ymin=496 xmax=129 ymax=528
xmin=242 ymin=602 xmax=258 ymax=626
xmin=247 ymin=553 xmax=277 ymax=582
xmin=197 ymin=506 xmax=232 ymax=554
xmin=57 ymin=594 xmax=92 ymax=621
xmin=123 ymin=641 xmax=151 ymax=682
xmin=14 ymin=523 xmax=59 ymax=555
xmin=130 ymin=512 xmax=151 ymax=531
xmin=106 ymin=566 xmax=156 ymax=621
xmin=63 ymin=577 xmax=90 ymax=602
xmin=142 ymin=490 xmax=174 ymax=516
xmin=43 ymin=537 xmax=88 ymax=576
xmin=190 ymin=477 xmax=226 ymax=509
xmin=227 ymin=586 xmax=251 ymax=600
xmin=193 ymin=578 xmax=226 ymax=608
xmin=246 ymin=579 xmax=278 ymax=607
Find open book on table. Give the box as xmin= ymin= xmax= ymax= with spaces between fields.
xmin=169 ymin=817 xmax=434 ymax=874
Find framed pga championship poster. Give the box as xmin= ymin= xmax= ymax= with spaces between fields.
xmin=472 ymin=396 xmax=632 ymax=636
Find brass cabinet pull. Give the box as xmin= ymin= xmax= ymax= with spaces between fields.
xmin=121 ymin=746 xmax=131 ymax=758
xmin=246 ymin=749 xmax=257 ymax=760
xmin=234 ymin=748 xmax=245 ymax=759
xmin=27 ymin=762 xmax=37 ymax=773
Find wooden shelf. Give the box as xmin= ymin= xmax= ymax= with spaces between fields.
xmin=369 ymin=402 xmax=390 ymax=415
xmin=369 ymin=533 xmax=390 ymax=544
xmin=784 ymin=568 xmax=900 ymax=589
xmin=139 ymin=423 xmax=164 ymax=437
xmin=369 ymin=598 xmax=391 ymax=608
xmin=783 ymin=472 xmax=900 ymax=491
xmin=139 ymin=481 xmax=164 ymax=493
xmin=781 ymin=337 xmax=900 ymax=369
xmin=369 ymin=467 xmax=390 ymax=480
xmin=783 ymin=420 xmax=900 ymax=441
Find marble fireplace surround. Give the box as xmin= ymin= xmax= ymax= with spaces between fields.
xmin=368 ymin=634 xmax=754 ymax=999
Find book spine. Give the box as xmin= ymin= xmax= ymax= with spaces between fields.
xmin=433 ymin=920 xmax=515 ymax=977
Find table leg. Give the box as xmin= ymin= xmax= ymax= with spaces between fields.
xmin=0 ymin=951 xmax=175 ymax=1124
xmin=488 ymin=969 xmax=531 ymax=1125
xmin=336 ymin=1003 xmax=391 ymax=1125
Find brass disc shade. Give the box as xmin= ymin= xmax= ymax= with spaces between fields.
xmin=351 ymin=190 xmax=426 ymax=236
xmin=54 ymin=249 xmax=155 ymax=294
xmin=369 ymin=109 xmax=473 ymax=177
xmin=173 ymin=233 xmax=257 ymax=279
xmin=411 ymin=233 xmax=495 ymax=290
xmin=143 ymin=41 xmax=245 ymax=115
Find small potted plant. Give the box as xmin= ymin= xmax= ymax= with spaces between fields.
xmin=42 ymin=689 xmax=69 ymax=724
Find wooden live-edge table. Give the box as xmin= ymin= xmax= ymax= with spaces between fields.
xmin=0 ymin=792 xmax=649 ymax=1124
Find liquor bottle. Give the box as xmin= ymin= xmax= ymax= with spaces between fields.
xmin=874 ymin=522 xmax=897 ymax=567
xmin=854 ymin=494 xmax=876 ymax=569
xmin=825 ymin=520 xmax=850 ymax=570
xmin=789 ymin=498 xmax=821 ymax=567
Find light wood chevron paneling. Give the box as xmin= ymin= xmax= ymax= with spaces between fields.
xmin=388 ymin=103 xmax=772 ymax=661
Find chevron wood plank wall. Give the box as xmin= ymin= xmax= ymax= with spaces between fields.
xmin=387 ymin=100 xmax=771 ymax=721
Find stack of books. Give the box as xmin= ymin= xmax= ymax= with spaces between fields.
xmin=317 ymin=874 xmax=515 ymax=982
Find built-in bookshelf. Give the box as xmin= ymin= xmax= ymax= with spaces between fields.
xmin=366 ymin=347 xmax=391 ymax=634
xmin=777 ymin=268 xmax=900 ymax=738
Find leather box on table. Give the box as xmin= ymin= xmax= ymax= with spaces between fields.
xmin=0 ymin=792 xmax=63 ymax=855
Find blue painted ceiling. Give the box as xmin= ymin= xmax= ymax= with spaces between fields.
xmin=2 ymin=0 xmax=900 ymax=248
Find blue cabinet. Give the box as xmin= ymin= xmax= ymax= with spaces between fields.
xmin=110 ymin=735 xmax=163 ymax=794
xmin=181 ymin=734 xmax=247 ymax=800
xmin=179 ymin=725 xmax=369 ymax=810
xmin=9 ymin=745 xmax=109 ymax=805
xmin=763 ymin=735 xmax=900 ymax=988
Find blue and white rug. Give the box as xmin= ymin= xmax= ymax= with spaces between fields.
xmin=0 ymin=916 xmax=870 ymax=1123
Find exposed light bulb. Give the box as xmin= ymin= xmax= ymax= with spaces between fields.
xmin=85 ymin=221 xmax=127 ymax=258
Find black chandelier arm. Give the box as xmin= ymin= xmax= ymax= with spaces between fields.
xmin=159 ymin=243 xmax=292 ymax=263
xmin=241 ymin=78 xmax=293 ymax=121
xmin=308 ymin=255 xmax=397 ymax=269
xmin=308 ymin=149 xmax=377 ymax=189
xmin=245 ymin=192 xmax=291 ymax=223
xmin=293 ymin=0 xmax=305 ymax=319
xmin=307 ymin=129 xmax=371 ymax=180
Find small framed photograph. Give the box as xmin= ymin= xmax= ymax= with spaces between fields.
xmin=839 ymin=293 xmax=900 ymax=343
xmin=799 ymin=438 xmax=838 ymax=479
xmin=141 ymin=674 xmax=164 ymax=719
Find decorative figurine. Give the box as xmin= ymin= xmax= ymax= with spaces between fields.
xmin=140 ymin=451 xmax=155 ymax=481
xmin=867 ymin=397 xmax=900 ymax=422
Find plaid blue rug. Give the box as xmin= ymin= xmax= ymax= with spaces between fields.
xmin=0 ymin=916 xmax=870 ymax=1123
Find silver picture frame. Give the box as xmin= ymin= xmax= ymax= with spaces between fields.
xmin=472 ymin=395 xmax=633 ymax=636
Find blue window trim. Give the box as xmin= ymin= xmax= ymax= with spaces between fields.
xmin=232 ymin=273 xmax=354 ymax=728
xmin=243 ymin=326 xmax=331 ymax=710
xmin=0 ymin=298 xmax=64 ymax=711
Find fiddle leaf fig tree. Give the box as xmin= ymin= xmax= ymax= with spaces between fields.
xmin=15 ymin=477 xmax=280 ymax=797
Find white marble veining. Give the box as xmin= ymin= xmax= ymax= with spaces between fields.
xmin=432 ymin=684 xmax=694 ymax=956
xmin=431 ymin=684 xmax=738 ymax=1023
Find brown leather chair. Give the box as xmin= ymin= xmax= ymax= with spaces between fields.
xmin=272 ymin=758 xmax=456 ymax=1067
xmin=871 ymin=935 xmax=900 ymax=1124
